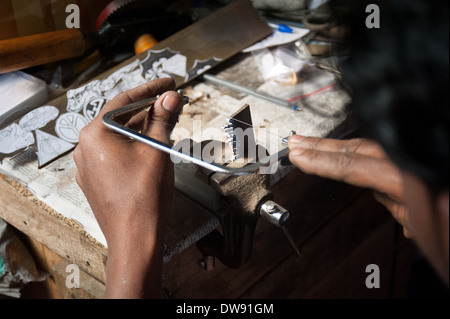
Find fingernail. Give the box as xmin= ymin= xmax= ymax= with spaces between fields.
xmin=162 ymin=93 xmax=182 ymax=114
xmin=288 ymin=135 xmax=304 ymax=150
xmin=289 ymin=135 xmax=304 ymax=144
xmin=290 ymin=148 xmax=304 ymax=157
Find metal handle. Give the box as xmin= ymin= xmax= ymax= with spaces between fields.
xmin=102 ymin=94 xmax=289 ymax=175
xmin=260 ymin=200 xmax=301 ymax=257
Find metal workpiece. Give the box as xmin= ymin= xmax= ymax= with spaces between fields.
xmin=202 ymin=73 xmax=303 ymax=111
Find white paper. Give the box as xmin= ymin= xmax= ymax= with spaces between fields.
xmin=0 ymin=72 xmax=46 ymax=117
xmin=242 ymin=25 xmax=310 ymax=53
xmin=309 ymin=0 xmax=330 ymax=10
xmin=0 ymin=150 xmax=106 ymax=246
xmin=0 ymin=124 xmax=34 ymax=155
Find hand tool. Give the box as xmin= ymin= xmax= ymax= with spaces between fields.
xmin=202 ymin=73 xmax=303 ymax=111
xmin=102 ymin=94 xmax=290 ymax=175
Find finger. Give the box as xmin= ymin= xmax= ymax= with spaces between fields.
xmin=288 ymin=135 xmax=387 ymax=159
xmin=95 ymin=77 xmax=176 ymax=122
xmin=72 ymin=144 xmax=81 ymax=165
xmin=141 ymin=91 xmax=184 ymax=144
xmin=373 ymin=191 xmax=406 ymax=221
xmin=73 ymin=147 xmax=84 ymax=188
xmin=373 ymin=191 xmax=412 ymax=238
xmin=75 ymin=170 xmax=82 ymax=188
xmin=403 ymin=227 xmax=412 ymax=238
xmin=289 ymin=147 xmax=404 ymax=200
xmin=125 ymin=110 xmax=148 ymax=131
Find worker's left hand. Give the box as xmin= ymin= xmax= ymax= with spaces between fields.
xmin=73 ymin=77 xmax=183 ymax=298
xmin=288 ymin=135 xmax=411 ymax=238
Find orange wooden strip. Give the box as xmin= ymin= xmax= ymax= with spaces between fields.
xmin=39 ymin=0 xmax=56 ymax=32
xmin=0 ymin=0 xmax=19 ymax=40
xmin=11 ymin=0 xmax=46 ymax=36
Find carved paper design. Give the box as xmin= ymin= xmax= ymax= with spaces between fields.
xmin=55 ymin=112 xmax=88 ymax=143
xmin=35 ymin=129 xmax=74 ymax=167
xmin=66 ymin=80 xmax=102 ymax=113
xmin=185 ymin=57 xmax=223 ymax=82
xmin=0 ymin=123 xmax=35 ymax=155
xmin=18 ymin=106 xmax=59 ymax=131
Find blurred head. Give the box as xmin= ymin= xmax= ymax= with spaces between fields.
xmin=332 ymin=0 xmax=449 ymax=286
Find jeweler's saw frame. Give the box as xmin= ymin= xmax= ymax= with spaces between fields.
xmin=103 ymin=96 xmax=301 ymax=267
xmin=102 ymin=92 xmax=290 ymax=175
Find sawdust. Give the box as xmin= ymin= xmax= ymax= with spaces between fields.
xmin=0 ymin=174 xmax=106 ymax=250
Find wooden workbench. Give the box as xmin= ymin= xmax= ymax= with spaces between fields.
xmin=0 ymin=53 xmax=415 ymax=299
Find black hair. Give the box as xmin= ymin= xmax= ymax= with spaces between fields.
xmin=331 ymin=0 xmax=449 ymax=191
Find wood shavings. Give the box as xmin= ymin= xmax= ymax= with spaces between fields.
xmin=0 ymin=173 xmax=105 ymax=250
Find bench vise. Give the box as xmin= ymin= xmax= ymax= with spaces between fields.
xmin=174 ymin=105 xmax=299 ymax=269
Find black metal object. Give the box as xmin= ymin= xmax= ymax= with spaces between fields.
xmin=97 ymin=8 xmax=193 ymax=53
xmin=197 ymin=209 xmax=259 ymax=269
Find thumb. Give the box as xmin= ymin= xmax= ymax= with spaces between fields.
xmin=142 ymin=91 xmax=184 ymax=143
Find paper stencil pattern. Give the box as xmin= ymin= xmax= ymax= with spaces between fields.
xmin=0 ymin=48 xmax=222 ymax=168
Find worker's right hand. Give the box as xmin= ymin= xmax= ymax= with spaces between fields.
xmin=73 ymin=77 xmax=183 ymax=298
xmin=288 ymin=135 xmax=411 ymax=238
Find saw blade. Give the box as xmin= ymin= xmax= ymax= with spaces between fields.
xmin=96 ymin=0 xmax=144 ymax=32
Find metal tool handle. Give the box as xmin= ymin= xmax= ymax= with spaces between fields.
xmin=102 ymin=94 xmax=289 ymax=175
xmin=202 ymin=74 xmax=302 ymax=111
